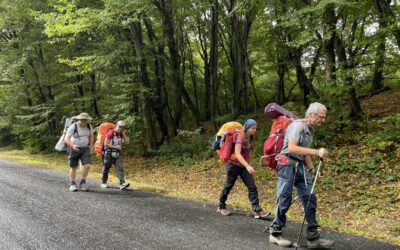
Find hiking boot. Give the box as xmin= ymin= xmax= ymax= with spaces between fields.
xmin=307 ymin=238 xmax=335 ymax=249
xmin=69 ymin=184 xmax=77 ymax=192
xmin=269 ymin=234 xmax=292 ymax=247
xmin=254 ymin=210 xmax=271 ymax=219
xmin=217 ymin=208 xmax=231 ymax=216
xmin=100 ymin=183 xmax=108 ymax=189
xmin=79 ymin=182 xmax=88 ymax=191
xmin=120 ymin=182 xmax=130 ymax=190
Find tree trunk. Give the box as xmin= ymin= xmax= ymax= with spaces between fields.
xmin=227 ymin=0 xmax=240 ymax=116
xmin=154 ymin=0 xmax=183 ymax=135
xmin=196 ymin=18 xmax=211 ymax=121
xmin=186 ymin=34 xmax=200 ymax=115
xmin=131 ymin=20 xmax=158 ymax=149
xmin=76 ymin=75 xmax=85 ymax=110
xmin=210 ymin=0 xmax=219 ymax=120
xmin=323 ymin=3 xmax=337 ymax=85
xmin=276 ymin=54 xmax=286 ymax=104
xmin=143 ymin=17 xmax=169 ymax=146
xmin=89 ymin=73 xmax=100 ymax=117
xmin=371 ymin=0 xmax=389 ymax=92
xmin=246 ymin=53 xmax=259 ymax=109
xmin=335 ymin=33 xmax=363 ymax=120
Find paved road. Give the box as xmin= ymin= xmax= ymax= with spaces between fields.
xmin=0 ymin=159 xmax=398 ymax=250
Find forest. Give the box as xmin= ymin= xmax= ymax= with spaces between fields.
xmin=1 ymin=0 xmax=400 ymax=245
xmin=0 ymin=0 xmax=399 ymax=152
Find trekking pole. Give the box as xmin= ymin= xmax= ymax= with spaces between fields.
xmin=294 ymin=159 xmax=323 ymax=250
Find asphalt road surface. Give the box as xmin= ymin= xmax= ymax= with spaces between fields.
xmin=0 ymin=158 xmax=398 ymax=250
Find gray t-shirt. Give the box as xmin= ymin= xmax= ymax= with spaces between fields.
xmin=280 ymin=119 xmax=313 ymax=161
xmin=66 ymin=122 xmax=92 ymax=148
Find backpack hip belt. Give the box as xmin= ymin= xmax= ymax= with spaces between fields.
xmin=277 ymin=154 xmax=302 ymax=166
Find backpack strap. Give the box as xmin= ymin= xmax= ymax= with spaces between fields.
xmin=74 ymin=123 xmax=91 ymax=138
xmin=73 ymin=123 xmax=79 ymax=137
xmin=104 ymin=128 xmax=116 ymax=151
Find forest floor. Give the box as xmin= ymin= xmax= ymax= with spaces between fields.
xmin=1 ymin=89 xmax=399 ymax=245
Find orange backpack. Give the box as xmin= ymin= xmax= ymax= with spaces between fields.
xmin=95 ymin=122 xmax=116 ymax=158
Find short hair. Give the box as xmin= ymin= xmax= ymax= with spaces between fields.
xmin=117 ymin=120 xmax=126 ymax=127
xmin=305 ymin=102 xmax=327 ymax=117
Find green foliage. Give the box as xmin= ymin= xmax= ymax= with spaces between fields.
xmin=330 ymin=114 xmax=400 ymax=179
xmin=157 ymin=135 xmax=211 ymax=166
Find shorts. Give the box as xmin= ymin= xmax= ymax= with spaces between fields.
xmin=68 ymin=147 xmax=91 ymax=168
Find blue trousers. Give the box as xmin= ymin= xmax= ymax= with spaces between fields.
xmin=270 ymin=162 xmax=320 ymax=240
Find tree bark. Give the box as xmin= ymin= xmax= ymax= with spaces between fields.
xmin=371 ymin=0 xmax=389 ymax=92
xmin=131 ymin=20 xmax=158 ymax=150
xmin=227 ymin=0 xmax=240 ymax=117
xmin=153 ymin=0 xmax=183 ymax=135
xmin=323 ymin=3 xmax=337 ymax=85
xmin=276 ymin=54 xmax=286 ymax=104
xmin=89 ymin=73 xmax=100 ymax=117
xmin=210 ymin=0 xmax=220 ymax=120
xmin=143 ymin=17 xmax=169 ymax=146
xmin=334 ymin=31 xmax=363 ymax=120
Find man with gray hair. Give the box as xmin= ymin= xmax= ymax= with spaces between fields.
xmin=101 ymin=120 xmax=130 ymax=190
xmin=269 ymin=102 xmax=334 ymax=248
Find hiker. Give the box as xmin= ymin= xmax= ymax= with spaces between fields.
xmin=101 ymin=120 xmax=130 ymax=190
xmin=64 ymin=112 xmax=94 ymax=192
xmin=217 ymin=119 xmax=270 ymax=219
xmin=268 ymin=102 xmax=334 ymax=248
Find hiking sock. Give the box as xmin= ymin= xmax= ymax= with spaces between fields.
xmin=80 ymin=179 xmax=86 ymax=185
xmin=71 ymin=181 xmax=76 ymax=185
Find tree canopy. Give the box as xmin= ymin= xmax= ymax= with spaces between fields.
xmin=0 ymin=0 xmax=399 ymax=152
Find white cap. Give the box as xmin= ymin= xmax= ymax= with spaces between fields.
xmin=117 ymin=120 xmax=126 ymax=127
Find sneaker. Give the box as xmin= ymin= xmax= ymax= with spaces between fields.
xmin=69 ymin=184 xmax=77 ymax=192
xmin=120 ymin=182 xmax=130 ymax=190
xmin=217 ymin=208 xmax=231 ymax=216
xmin=79 ymin=182 xmax=88 ymax=191
xmin=100 ymin=183 xmax=108 ymax=189
xmin=269 ymin=234 xmax=292 ymax=247
xmin=307 ymin=238 xmax=335 ymax=249
xmin=254 ymin=210 xmax=271 ymax=219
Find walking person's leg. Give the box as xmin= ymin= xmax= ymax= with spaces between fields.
xmin=115 ymin=157 xmax=129 ymax=190
xmin=79 ymin=147 xmax=91 ymax=191
xmin=295 ymin=165 xmax=334 ymax=248
xmin=218 ymin=163 xmax=240 ymax=215
xmin=269 ymin=164 xmax=296 ymax=247
xmin=238 ymin=167 xmax=270 ymax=219
xmin=101 ymin=152 xmax=114 ymax=188
xmin=68 ymin=149 xmax=80 ymax=192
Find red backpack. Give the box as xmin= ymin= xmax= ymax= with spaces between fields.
xmin=262 ymin=103 xmax=298 ymax=170
xmin=218 ymin=130 xmax=241 ymax=163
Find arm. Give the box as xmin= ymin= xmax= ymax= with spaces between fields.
xmin=234 ymin=143 xmax=255 ymax=175
xmin=287 ymin=140 xmax=329 ymax=160
xmin=104 ymin=132 xmax=122 ymax=150
xmin=122 ymin=131 xmax=130 ymax=145
xmin=64 ymin=135 xmax=79 ymax=151
xmin=64 ymin=127 xmax=79 ymax=151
